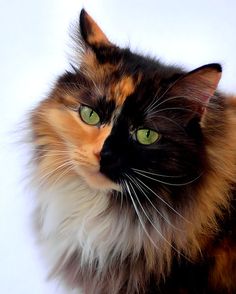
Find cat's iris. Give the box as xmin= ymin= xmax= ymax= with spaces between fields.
xmin=136 ymin=129 xmax=160 ymax=145
xmin=79 ymin=105 xmax=100 ymax=126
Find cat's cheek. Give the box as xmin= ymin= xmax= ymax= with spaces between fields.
xmin=73 ymin=165 xmax=119 ymax=191
xmin=45 ymin=107 xmax=97 ymax=147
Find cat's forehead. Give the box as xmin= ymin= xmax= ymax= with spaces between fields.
xmin=81 ymin=51 xmax=137 ymax=98
xmin=80 ymin=47 xmax=183 ymax=109
xmin=107 ymin=75 xmax=141 ymax=106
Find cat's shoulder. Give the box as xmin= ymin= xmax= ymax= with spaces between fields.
xmin=206 ymin=188 xmax=236 ymax=293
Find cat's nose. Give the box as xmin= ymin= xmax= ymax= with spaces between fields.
xmin=93 ymin=125 xmax=112 ymax=162
xmin=100 ymin=143 xmax=122 ymax=179
xmin=100 ymin=147 xmax=113 ymax=165
xmin=100 ymin=155 xmax=121 ymax=176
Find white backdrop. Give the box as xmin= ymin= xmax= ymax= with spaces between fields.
xmin=0 ymin=1 xmax=236 ymax=293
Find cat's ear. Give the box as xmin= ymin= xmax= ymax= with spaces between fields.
xmin=169 ymin=63 xmax=222 ymax=117
xmin=79 ymin=9 xmax=113 ymax=48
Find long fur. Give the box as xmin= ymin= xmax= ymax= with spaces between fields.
xmin=29 ymin=9 xmax=236 ymax=294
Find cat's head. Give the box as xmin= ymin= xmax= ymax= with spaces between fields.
xmin=31 ymin=9 xmax=222 ymax=203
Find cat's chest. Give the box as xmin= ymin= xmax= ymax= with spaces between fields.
xmin=36 ymin=180 xmax=143 ymax=270
xmin=38 ymin=181 xmax=110 ymax=244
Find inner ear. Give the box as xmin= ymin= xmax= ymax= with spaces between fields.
xmin=79 ymin=9 xmax=113 ymax=48
xmin=167 ymin=63 xmax=222 ymax=120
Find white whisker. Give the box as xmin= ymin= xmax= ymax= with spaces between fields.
xmin=132 ymin=168 xmax=184 ymax=178
xmin=144 ymin=78 xmax=184 ymax=115
xmin=126 ymin=174 xmax=184 ymax=232
xmin=133 ymin=170 xmax=202 ymax=187
xmin=126 ymin=178 xmax=191 ymax=262
xmin=32 ymin=153 xmax=69 ymax=162
xmin=121 ymin=179 xmax=161 ymax=252
xmin=151 ymin=107 xmax=196 ymax=115
xmin=148 ymin=95 xmax=185 ymax=114
xmin=38 ymin=161 xmax=73 ymax=186
xmin=50 ymin=164 xmax=75 ymax=187
xmin=146 ymin=115 xmax=185 ymax=132
xmin=134 ymin=176 xmax=191 ymax=224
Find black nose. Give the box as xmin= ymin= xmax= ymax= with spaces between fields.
xmin=100 ymin=139 xmax=122 ymax=181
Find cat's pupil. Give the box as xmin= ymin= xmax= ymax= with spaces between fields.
xmin=146 ymin=130 xmax=150 ymax=138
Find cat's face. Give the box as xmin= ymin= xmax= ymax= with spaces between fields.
xmin=32 ymin=10 xmax=221 ymax=204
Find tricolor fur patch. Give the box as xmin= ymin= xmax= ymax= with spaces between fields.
xmin=29 ymin=9 xmax=236 ymax=294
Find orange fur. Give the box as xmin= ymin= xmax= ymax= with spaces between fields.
xmin=81 ymin=10 xmax=112 ymax=47
xmin=29 ymin=10 xmax=236 ymax=293
xmin=109 ymin=75 xmax=141 ymax=106
xmin=209 ymin=238 xmax=236 ymax=292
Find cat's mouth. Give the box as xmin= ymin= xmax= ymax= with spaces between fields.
xmin=75 ymin=165 xmax=120 ymax=191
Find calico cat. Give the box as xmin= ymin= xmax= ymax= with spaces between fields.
xmin=30 ymin=9 xmax=236 ymax=294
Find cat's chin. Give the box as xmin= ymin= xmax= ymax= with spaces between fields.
xmin=75 ymin=166 xmax=120 ymax=191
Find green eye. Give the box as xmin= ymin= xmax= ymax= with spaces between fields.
xmin=136 ymin=129 xmax=160 ymax=145
xmin=79 ymin=105 xmax=100 ymax=126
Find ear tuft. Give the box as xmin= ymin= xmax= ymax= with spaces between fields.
xmin=79 ymin=9 xmax=112 ymax=48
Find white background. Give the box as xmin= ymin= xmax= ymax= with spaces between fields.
xmin=0 ymin=1 xmax=236 ymax=293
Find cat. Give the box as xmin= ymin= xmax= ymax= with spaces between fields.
xmin=29 ymin=9 xmax=236 ymax=294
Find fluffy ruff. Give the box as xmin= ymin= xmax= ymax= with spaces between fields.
xmin=31 ymin=96 xmax=236 ymax=293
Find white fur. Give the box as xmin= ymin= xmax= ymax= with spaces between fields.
xmin=35 ymin=177 xmax=145 ymax=282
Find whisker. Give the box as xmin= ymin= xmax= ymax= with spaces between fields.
xmin=126 ymin=174 xmax=184 ymax=232
xmin=119 ymin=187 xmax=124 ymax=210
xmin=32 ymin=153 xmax=69 ymax=162
xmin=38 ymin=161 xmax=72 ymax=186
xmin=134 ymin=176 xmax=191 ymax=224
xmin=121 ymin=179 xmax=161 ymax=252
xmin=29 ymin=148 xmax=70 ymax=153
xmin=34 ymin=159 xmax=70 ymax=173
xmin=50 ymin=164 xmax=75 ymax=187
xmin=132 ymin=168 xmax=184 ymax=178
xmin=144 ymin=78 xmax=185 ymax=115
xmin=146 ymin=115 xmax=185 ymax=132
xmin=128 ymin=179 xmax=191 ymax=262
xmin=147 ymin=95 xmax=186 ymax=114
xmin=150 ymin=107 xmax=197 ymax=115
xmin=149 ymin=95 xmax=206 ymax=114
xmin=133 ymin=170 xmax=202 ymax=187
